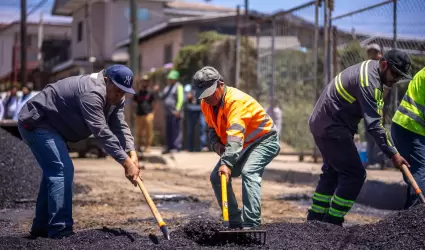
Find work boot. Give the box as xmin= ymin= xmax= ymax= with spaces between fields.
xmin=229 ymin=221 xmax=243 ymax=229
xmin=28 ymin=229 xmax=48 ymax=239
xmin=323 ymin=214 xmax=344 ymax=227
xmin=306 ymin=210 xmax=325 ymax=222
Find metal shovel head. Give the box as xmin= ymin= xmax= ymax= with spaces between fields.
xmin=215 ymin=229 xmax=267 ymax=246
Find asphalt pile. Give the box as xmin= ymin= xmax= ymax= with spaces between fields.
xmin=0 ymin=128 xmax=41 ymax=209
xmin=2 ymin=205 xmax=425 ymax=249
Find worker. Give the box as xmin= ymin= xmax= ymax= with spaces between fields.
xmin=366 ymin=43 xmax=382 ymax=61
xmin=391 ymin=67 xmax=425 ymax=209
xmin=133 ymin=75 xmax=156 ymax=153
xmin=307 ymin=49 xmax=411 ymax=226
xmin=193 ymin=66 xmax=280 ymax=229
xmin=17 ymin=65 xmax=141 ymax=239
xmin=159 ymin=69 xmax=184 ymax=154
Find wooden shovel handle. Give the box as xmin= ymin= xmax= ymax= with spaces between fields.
xmin=136 ymin=177 xmax=166 ymax=227
xmin=401 ymin=164 xmax=425 ymax=204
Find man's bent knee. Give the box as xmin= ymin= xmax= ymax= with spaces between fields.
xmin=210 ymin=169 xmax=220 ymax=185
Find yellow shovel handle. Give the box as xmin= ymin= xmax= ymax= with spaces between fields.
xmin=221 ymin=174 xmax=229 ymax=222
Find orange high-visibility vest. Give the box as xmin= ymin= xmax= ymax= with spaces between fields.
xmin=201 ymin=87 xmax=276 ymax=148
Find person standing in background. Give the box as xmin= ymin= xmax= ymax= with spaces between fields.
xmin=13 ymin=85 xmax=36 ymax=121
xmin=184 ymin=84 xmax=208 ymax=152
xmin=266 ymin=99 xmax=282 ymax=138
xmin=133 ymin=75 xmax=156 ymax=153
xmin=3 ymin=86 xmax=19 ymax=120
xmin=160 ymin=69 xmax=184 ymax=154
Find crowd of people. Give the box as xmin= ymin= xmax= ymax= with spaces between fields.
xmin=0 ymin=85 xmax=36 ymax=120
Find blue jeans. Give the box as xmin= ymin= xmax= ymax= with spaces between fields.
xmin=210 ymin=133 xmax=280 ymax=227
xmin=391 ymin=123 xmax=425 ymax=209
xmin=186 ymin=111 xmax=207 ymax=151
xmin=18 ymin=124 xmax=74 ymax=237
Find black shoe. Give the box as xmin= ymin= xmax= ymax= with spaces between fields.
xmin=323 ymin=214 xmax=344 ymax=227
xmin=162 ymin=150 xmax=170 ymax=155
xmin=27 ymin=230 xmax=48 ymax=239
xmin=307 ymin=210 xmax=325 ymax=222
xmin=228 ymin=222 xmax=243 ymax=229
xmin=49 ymin=230 xmax=75 ymax=239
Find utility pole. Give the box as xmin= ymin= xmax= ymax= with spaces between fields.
xmin=244 ymin=0 xmax=248 ymax=38
xmin=37 ymin=12 xmax=44 ymax=72
xmin=20 ymin=0 xmax=27 ymax=87
xmin=129 ymin=0 xmax=139 ymax=132
xmin=235 ymin=5 xmax=241 ymax=88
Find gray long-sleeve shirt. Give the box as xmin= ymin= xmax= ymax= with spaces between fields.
xmin=309 ymin=60 xmax=397 ymax=158
xmin=18 ymin=70 xmax=135 ymax=163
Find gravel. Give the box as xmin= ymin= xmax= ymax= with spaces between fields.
xmin=0 ymin=128 xmax=41 ymax=209
xmin=1 ymin=205 xmax=425 ymax=249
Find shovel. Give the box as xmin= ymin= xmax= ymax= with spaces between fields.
xmin=136 ymin=177 xmax=171 ymax=240
xmin=401 ymin=164 xmax=425 ymax=204
xmin=215 ymin=174 xmax=267 ymax=246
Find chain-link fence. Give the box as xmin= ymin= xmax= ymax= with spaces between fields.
xmin=249 ymin=0 xmax=425 ymax=161
xmin=331 ymin=0 xmax=425 ymax=142
xmin=254 ymin=1 xmax=325 ymax=158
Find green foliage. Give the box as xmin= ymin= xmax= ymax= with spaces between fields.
xmin=173 ymin=32 xmax=228 ymax=84
xmin=271 ymin=49 xmax=320 ymax=150
xmin=338 ymin=41 xmax=367 ymax=69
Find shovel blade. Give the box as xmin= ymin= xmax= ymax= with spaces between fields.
xmin=216 ymin=229 xmax=266 ymax=246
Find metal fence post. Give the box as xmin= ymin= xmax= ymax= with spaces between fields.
xmin=270 ymin=17 xmax=276 ymax=106
xmin=313 ymin=0 xmax=320 ymax=163
xmin=235 ymin=5 xmax=241 ymax=88
xmin=256 ymin=21 xmax=261 ymax=100
xmin=393 ymin=0 xmax=398 ymax=112
xmin=323 ymin=0 xmax=329 ymax=86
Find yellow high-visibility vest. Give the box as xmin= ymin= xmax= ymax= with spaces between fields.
xmin=393 ymin=68 xmax=425 ymax=136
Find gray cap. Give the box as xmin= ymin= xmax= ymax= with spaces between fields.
xmin=366 ymin=43 xmax=381 ymax=52
xmin=192 ymin=66 xmax=223 ymax=99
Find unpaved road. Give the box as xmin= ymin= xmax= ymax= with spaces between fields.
xmin=4 ymin=150 xmax=387 ymax=236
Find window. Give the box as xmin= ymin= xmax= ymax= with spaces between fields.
xmin=163 ymin=44 xmax=172 ymax=64
xmin=77 ymin=21 xmax=83 ymax=42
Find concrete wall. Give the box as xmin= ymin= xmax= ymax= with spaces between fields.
xmin=70 ymin=0 xmax=167 ymax=61
xmin=139 ymin=28 xmax=183 ymax=74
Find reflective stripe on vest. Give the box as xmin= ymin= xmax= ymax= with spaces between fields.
xmin=360 ymin=60 xmax=372 ymax=88
xmin=335 ymin=73 xmax=356 ymax=103
xmin=393 ymin=94 xmax=425 ymax=136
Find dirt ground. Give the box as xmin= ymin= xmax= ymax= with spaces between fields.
xmin=5 ymin=149 xmax=383 ymax=237
xmin=0 ymin=148 xmax=384 ymax=238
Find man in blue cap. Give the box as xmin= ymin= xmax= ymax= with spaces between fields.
xmin=17 ymin=64 xmax=140 ymax=239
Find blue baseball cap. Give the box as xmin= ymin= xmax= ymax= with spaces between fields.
xmin=105 ymin=64 xmax=135 ymax=94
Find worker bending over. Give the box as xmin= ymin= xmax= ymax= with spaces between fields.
xmin=17 ymin=65 xmax=141 ymax=238
xmin=392 ymin=67 xmax=425 ymax=209
xmin=193 ymin=66 xmax=280 ymax=229
xmin=308 ymin=50 xmax=411 ymax=226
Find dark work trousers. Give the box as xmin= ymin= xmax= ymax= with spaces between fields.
xmin=165 ymin=114 xmax=181 ymax=151
xmin=391 ymin=123 xmax=425 ymax=209
xmin=186 ymin=110 xmax=207 ymax=152
xmin=309 ymin=135 xmax=366 ymax=221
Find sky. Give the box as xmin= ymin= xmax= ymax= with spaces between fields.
xmin=0 ymin=0 xmax=424 ymax=38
